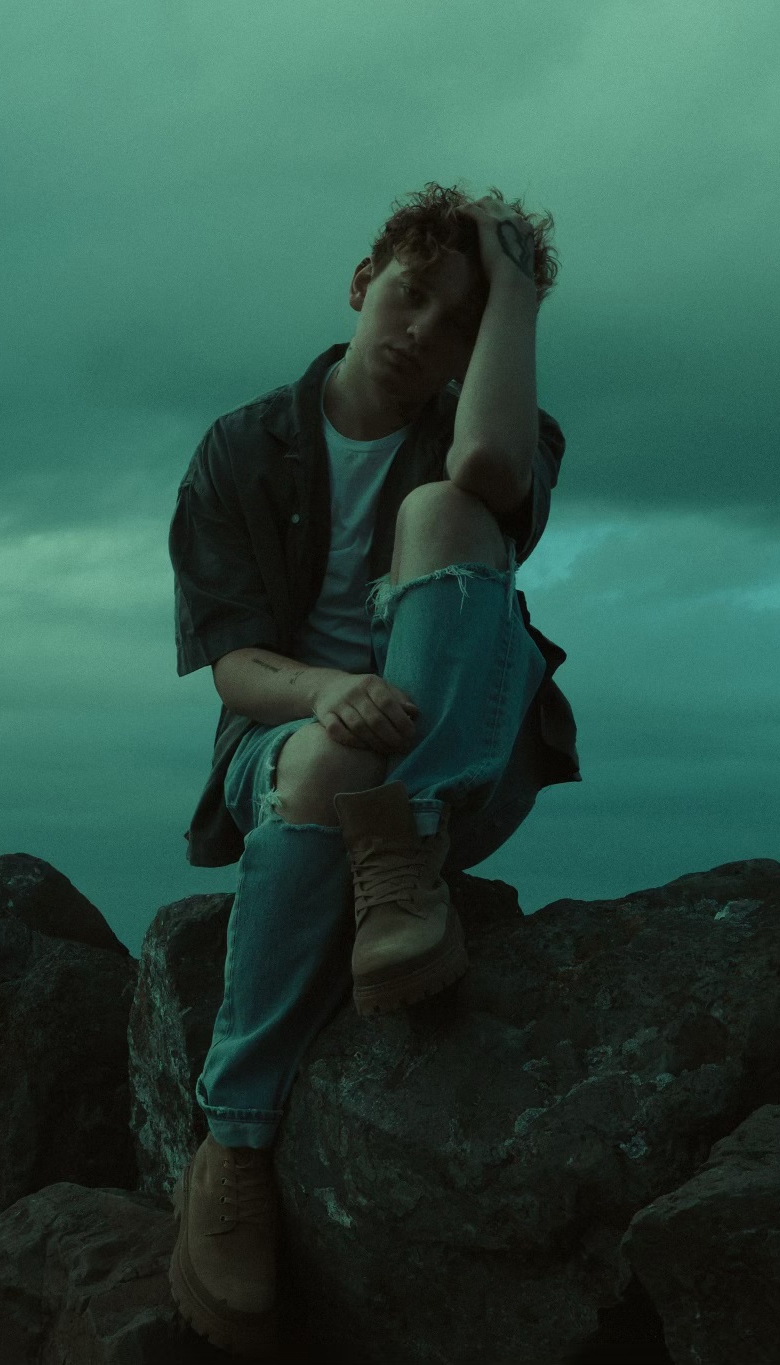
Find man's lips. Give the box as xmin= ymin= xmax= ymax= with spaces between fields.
xmin=386 ymin=346 xmax=420 ymax=370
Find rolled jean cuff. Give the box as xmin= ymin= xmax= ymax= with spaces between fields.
xmin=196 ymin=1074 xmax=284 ymax=1148
xmin=406 ymin=795 xmax=445 ymax=836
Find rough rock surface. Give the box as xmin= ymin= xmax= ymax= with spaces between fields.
xmin=0 ymin=854 xmax=138 ymax=1213
xmin=622 ymin=1102 xmax=780 ymax=1364
xmin=127 ymin=891 xmax=235 ymax=1197
xmin=126 ymin=856 xmax=780 ymax=1364
xmin=274 ymin=857 xmax=780 ymax=1364
xmin=1 ymin=855 xmax=778 ymax=1364
xmin=0 ymin=1179 xmax=180 ymax=1359
xmin=0 ymin=1181 xmax=323 ymax=1363
xmin=0 ymin=1183 xmax=189 ymax=1364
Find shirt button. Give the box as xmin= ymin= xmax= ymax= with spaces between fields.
xmin=291 ymin=513 xmax=300 ymax=524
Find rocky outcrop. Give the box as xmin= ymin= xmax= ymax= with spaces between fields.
xmin=273 ymin=858 xmax=780 ymax=1365
xmin=127 ymin=890 xmax=234 ymax=1199
xmin=0 ymin=854 xmax=138 ymax=1212
xmin=0 ymin=1184 xmax=184 ymax=1364
xmin=0 ymin=1180 xmax=321 ymax=1363
xmin=126 ymin=858 xmax=780 ymax=1363
xmin=622 ymin=1102 xmax=780 ymax=1364
xmin=0 ymin=853 xmax=778 ymax=1363
xmin=0 ymin=852 xmax=129 ymax=956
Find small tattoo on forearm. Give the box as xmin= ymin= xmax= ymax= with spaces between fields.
xmin=255 ymin=657 xmax=307 ymax=682
xmin=497 ymin=221 xmax=534 ymax=280
xmin=251 ymin=659 xmax=306 ymax=687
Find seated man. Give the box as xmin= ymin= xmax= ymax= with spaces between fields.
xmin=167 ymin=181 xmax=580 ymax=1359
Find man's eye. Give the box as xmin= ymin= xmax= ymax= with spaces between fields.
xmin=402 ymin=284 xmax=473 ymax=333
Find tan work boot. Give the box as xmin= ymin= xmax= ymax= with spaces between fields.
xmin=169 ymin=1131 xmax=280 ymax=1360
xmin=334 ymin=779 xmax=469 ymax=1015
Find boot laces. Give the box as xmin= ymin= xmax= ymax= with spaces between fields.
xmin=219 ymin=1156 xmax=275 ymax=1226
xmin=351 ymin=838 xmax=430 ymax=911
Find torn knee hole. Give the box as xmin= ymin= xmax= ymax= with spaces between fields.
xmin=367 ymin=564 xmax=478 ymax=621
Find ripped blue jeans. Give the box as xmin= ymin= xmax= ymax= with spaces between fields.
xmin=196 ymin=535 xmax=547 ymax=1148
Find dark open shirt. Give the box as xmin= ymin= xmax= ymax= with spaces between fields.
xmin=169 ymin=341 xmax=581 ymax=866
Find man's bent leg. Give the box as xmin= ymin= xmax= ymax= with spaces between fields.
xmin=366 ymin=481 xmax=547 ymax=825
xmin=196 ymin=722 xmax=357 ymax=1148
xmin=320 ymin=483 xmax=539 ymax=1014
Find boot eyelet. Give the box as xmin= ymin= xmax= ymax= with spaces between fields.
xmin=220 ymin=1214 xmax=226 ymax=1221
xmin=220 ymin=1195 xmax=226 ymax=1202
xmin=221 ymin=1178 xmax=227 ymax=1184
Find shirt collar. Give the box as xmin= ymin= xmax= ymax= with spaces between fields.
xmin=260 ymin=341 xmax=459 ymax=470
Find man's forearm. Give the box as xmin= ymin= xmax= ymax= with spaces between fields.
xmin=212 ymin=647 xmax=338 ymax=727
xmin=449 ymin=262 xmax=539 ymax=498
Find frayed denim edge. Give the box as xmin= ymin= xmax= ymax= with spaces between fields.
xmin=366 ymin=547 xmax=517 ymax=625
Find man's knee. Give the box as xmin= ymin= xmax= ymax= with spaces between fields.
xmin=274 ymin=722 xmax=387 ymax=825
xmin=398 ymin=479 xmax=489 ymax=525
xmin=393 ymin=481 xmax=508 ymax=573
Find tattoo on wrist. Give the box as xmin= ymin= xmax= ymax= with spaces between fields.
xmin=497 ymin=221 xmax=534 ymax=280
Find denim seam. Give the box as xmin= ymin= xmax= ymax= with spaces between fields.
xmin=219 ymin=861 xmax=248 ymax=1039
xmin=483 ymin=546 xmax=525 ymax=776
xmin=483 ymin=579 xmax=516 ymax=773
xmin=447 ymin=574 xmax=518 ymax=801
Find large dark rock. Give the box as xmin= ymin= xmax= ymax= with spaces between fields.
xmin=0 ymin=1183 xmax=187 ymax=1364
xmin=125 ymin=857 xmax=780 ymax=1365
xmin=622 ymin=1102 xmax=780 ymax=1364
xmin=0 ymin=852 xmax=129 ymax=957
xmin=0 ymin=1181 xmax=321 ymax=1363
xmin=268 ymin=858 xmax=780 ymax=1364
xmin=127 ymin=891 xmax=235 ymax=1197
xmin=0 ymin=855 xmax=139 ymax=1213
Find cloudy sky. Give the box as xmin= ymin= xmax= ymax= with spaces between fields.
xmin=3 ymin=1 xmax=778 ymax=958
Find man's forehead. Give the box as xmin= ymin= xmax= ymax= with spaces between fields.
xmin=395 ymin=256 xmax=481 ymax=309
xmin=396 ymin=255 xmax=466 ymax=282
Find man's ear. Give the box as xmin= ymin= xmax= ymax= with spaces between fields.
xmin=350 ymin=257 xmax=374 ymax=310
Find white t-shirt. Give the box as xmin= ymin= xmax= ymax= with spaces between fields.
xmin=291 ymin=359 xmax=411 ymax=673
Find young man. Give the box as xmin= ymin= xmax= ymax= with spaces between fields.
xmin=168 ymin=185 xmax=580 ymax=1357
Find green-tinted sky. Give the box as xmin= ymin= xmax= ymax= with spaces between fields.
xmin=3 ymin=0 xmax=778 ymax=954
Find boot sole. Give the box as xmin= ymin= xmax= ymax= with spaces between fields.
xmin=169 ymin=1166 xmax=280 ymax=1362
xmin=353 ymin=913 xmax=470 ymax=1015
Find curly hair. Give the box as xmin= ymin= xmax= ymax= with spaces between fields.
xmin=367 ymin=180 xmax=560 ymax=311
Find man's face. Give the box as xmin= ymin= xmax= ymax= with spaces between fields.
xmin=347 ymin=246 xmax=486 ymax=394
